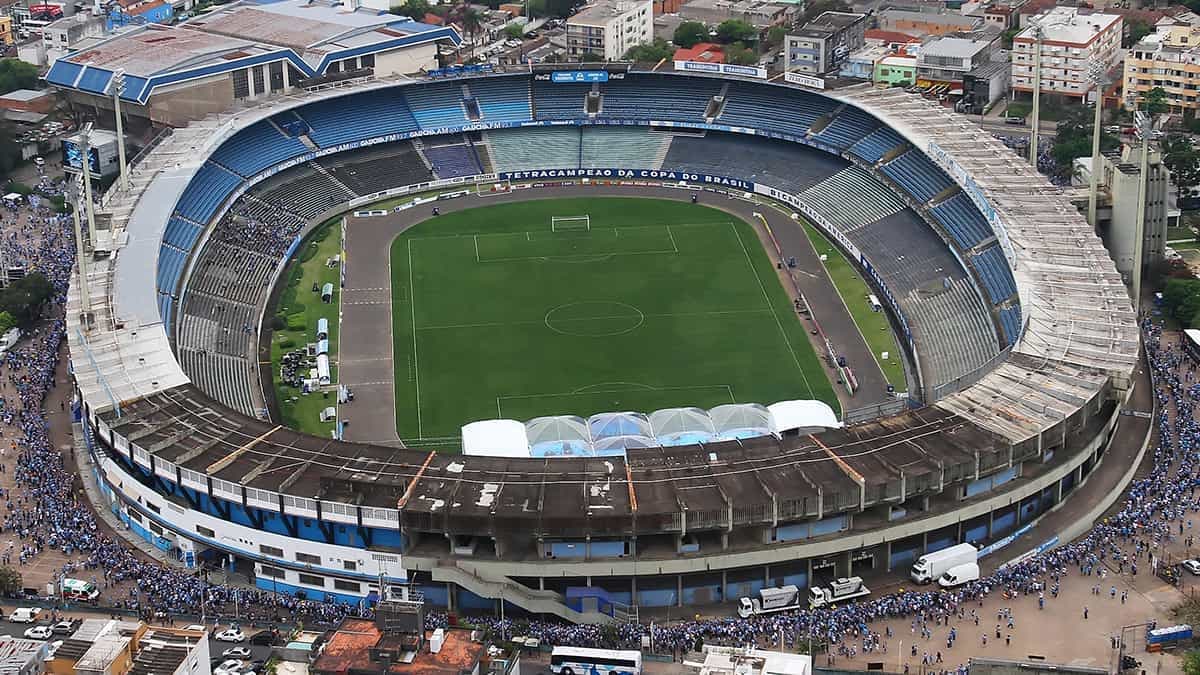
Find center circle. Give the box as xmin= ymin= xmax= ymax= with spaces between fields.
xmin=544 ymin=301 xmax=646 ymax=337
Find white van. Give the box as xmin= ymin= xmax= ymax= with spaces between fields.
xmin=937 ymin=562 xmax=980 ymax=588
xmin=9 ymin=608 xmax=39 ymax=623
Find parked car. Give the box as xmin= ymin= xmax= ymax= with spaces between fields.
xmin=23 ymin=625 xmax=52 ymax=640
xmin=248 ymin=631 xmax=277 ymax=646
xmin=1181 ymin=559 xmax=1200 ymax=575
xmin=223 ymin=647 xmax=252 ymax=659
xmin=1005 ymin=116 xmax=1025 ymax=125
xmin=216 ymin=629 xmax=246 ymax=643
xmin=51 ymin=621 xmax=74 ymax=635
xmin=8 ymin=608 xmax=39 ymax=624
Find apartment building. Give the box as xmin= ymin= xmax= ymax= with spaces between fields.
xmin=785 ymin=11 xmax=868 ymax=75
xmin=1011 ymin=7 xmax=1123 ymax=101
xmin=1124 ymin=19 xmax=1200 ymax=111
xmin=566 ymin=0 xmax=654 ymax=60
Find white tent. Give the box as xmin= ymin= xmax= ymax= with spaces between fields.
xmin=462 ymin=420 xmax=530 ymax=457
xmin=767 ymin=400 xmax=842 ymax=434
xmin=315 ymin=354 xmax=330 ymax=385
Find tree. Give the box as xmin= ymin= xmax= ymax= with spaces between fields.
xmin=0 ymin=272 xmax=54 ymax=328
xmin=504 ymin=23 xmax=523 ymax=39
xmin=1183 ymin=649 xmax=1200 ymax=675
xmin=525 ymin=0 xmax=574 ymax=18
xmin=716 ymin=19 xmax=755 ymax=44
xmin=766 ymin=25 xmax=787 ymax=47
xmin=1141 ymin=86 xmax=1170 ymax=114
xmin=1124 ymin=19 xmax=1152 ymax=48
xmin=388 ymin=0 xmax=429 ymax=18
xmin=578 ymin=51 xmax=604 ymax=62
xmin=1049 ymin=103 xmax=1119 ymax=178
xmin=723 ymin=41 xmax=757 ymax=65
xmin=0 ymin=567 xmax=20 ymax=596
xmin=0 ymin=61 xmax=36 ymax=96
xmin=623 ymin=38 xmax=675 ymax=62
xmin=1001 ymin=26 xmax=1020 ymax=49
xmin=673 ymin=20 xmax=708 ymax=48
xmin=1162 ymin=134 xmax=1200 ymax=193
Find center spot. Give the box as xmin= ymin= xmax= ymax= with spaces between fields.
xmin=544 ymin=301 xmax=646 ymax=337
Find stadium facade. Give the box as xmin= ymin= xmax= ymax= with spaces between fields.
xmin=61 ymin=67 xmax=1142 ymax=621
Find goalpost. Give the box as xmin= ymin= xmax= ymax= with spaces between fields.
xmin=551 ymin=215 xmax=591 ymax=232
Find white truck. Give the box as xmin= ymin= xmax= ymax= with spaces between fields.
xmin=937 ymin=561 xmax=980 ymax=588
xmin=808 ymin=577 xmax=871 ymax=608
xmin=910 ymin=543 xmax=978 ymax=584
xmin=737 ymin=585 xmax=803 ymax=618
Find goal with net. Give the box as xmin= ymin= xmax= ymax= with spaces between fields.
xmin=551 ymin=215 xmax=591 ymax=232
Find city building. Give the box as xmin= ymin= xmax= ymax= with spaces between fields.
xmin=45 ymin=0 xmax=460 ymax=127
xmin=697 ymin=646 xmax=811 ymax=675
xmin=864 ymin=28 xmax=922 ymax=49
xmin=961 ymin=59 xmax=1011 ymax=112
xmin=1011 ymin=7 xmax=1123 ymax=102
xmin=678 ymin=0 xmax=796 ymax=30
xmin=312 ymin=595 xmax=519 ymax=675
xmin=916 ymin=35 xmax=999 ymax=88
xmin=1072 ymin=146 xmax=1170 ymax=282
xmin=1124 ymin=19 xmax=1200 ymax=111
xmin=674 ymin=41 xmax=726 ymax=63
xmin=106 ymin=0 xmax=173 ymax=29
xmin=48 ymin=620 xmax=208 ymax=675
xmin=566 ymin=0 xmax=653 ymax=61
xmin=840 ymin=43 xmax=891 ymax=80
xmin=0 ymin=637 xmax=49 ymax=675
xmin=875 ymin=52 xmax=919 ymax=85
xmin=878 ymin=8 xmax=982 ymax=37
xmin=38 ymin=12 xmax=108 ymax=68
xmin=784 ymin=11 xmax=867 ymax=75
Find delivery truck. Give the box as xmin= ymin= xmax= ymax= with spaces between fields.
xmin=911 ymin=543 xmax=978 ymax=584
xmin=937 ymin=561 xmax=980 ymax=588
xmin=808 ymin=577 xmax=871 ymax=608
xmin=737 ymin=585 xmax=803 ymax=618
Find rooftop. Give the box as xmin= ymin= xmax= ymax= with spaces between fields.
xmin=1014 ymin=7 xmax=1122 ymax=45
xmin=0 ymin=88 xmax=52 ymax=102
xmin=865 ymin=28 xmax=921 ymax=43
xmin=674 ymin=42 xmax=724 ymax=63
xmin=47 ymin=0 xmax=459 ymax=103
xmin=919 ymin=35 xmax=993 ymax=58
xmin=313 ymin=620 xmax=487 ymax=675
xmin=568 ymin=0 xmax=646 ymax=26
xmin=802 ymin=10 xmax=865 ymax=30
xmin=880 ymin=8 xmax=981 ymax=26
xmin=0 ymin=638 xmax=44 ymax=675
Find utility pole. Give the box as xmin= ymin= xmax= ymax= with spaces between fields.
xmin=1087 ymin=59 xmax=1106 ymax=229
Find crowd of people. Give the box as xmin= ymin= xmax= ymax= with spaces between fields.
xmin=217 ymin=195 xmax=306 ymax=259
xmin=0 ymin=159 xmax=1188 ymax=664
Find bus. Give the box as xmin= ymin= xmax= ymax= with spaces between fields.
xmin=61 ymin=578 xmax=99 ymax=601
xmin=549 ymin=647 xmax=642 ymax=675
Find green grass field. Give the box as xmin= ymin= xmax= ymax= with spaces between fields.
xmin=269 ymin=218 xmax=342 ymax=436
xmin=389 ymin=197 xmax=838 ymax=441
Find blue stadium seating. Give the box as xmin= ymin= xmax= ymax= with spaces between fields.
xmin=999 ymin=304 xmax=1022 ymax=347
xmin=466 ymin=76 xmax=532 ymax=123
xmin=156 ymin=243 xmax=188 ymax=295
xmin=174 ymin=162 xmax=242 ymax=224
xmin=423 ymin=143 xmax=482 ymax=178
xmin=881 ymin=150 xmax=955 ymax=203
xmin=403 ymin=81 xmax=470 ymax=129
xmin=930 ymin=193 xmax=993 ymax=250
xmin=813 ymin=107 xmax=879 ymax=150
xmin=210 ymin=121 xmax=308 ymax=177
xmin=972 ymin=245 xmax=1017 ymax=303
xmin=848 ymin=128 xmax=905 ymax=164
xmin=532 ymin=80 xmax=589 ymax=120
xmin=271 ymin=110 xmax=310 ymax=137
xmin=294 ymin=89 xmax=419 ymax=148
xmin=598 ymin=75 xmax=719 ymax=122
xmin=720 ymin=84 xmax=836 ymax=138
xmin=164 ymin=216 xmax=204 ymax=252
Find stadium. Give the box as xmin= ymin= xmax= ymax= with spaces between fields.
xmin=54 ymin=22 xmax=1142 ymax=621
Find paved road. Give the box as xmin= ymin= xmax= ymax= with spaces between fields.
xmin=339 ymin=184 xmax=895 ymax=446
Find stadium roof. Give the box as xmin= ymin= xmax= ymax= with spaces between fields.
xmin=45 ymin=0 xmax=460 ymax=104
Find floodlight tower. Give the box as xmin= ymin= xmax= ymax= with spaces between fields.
xmin=69 ymin=175 xmax=91 ymax=324
xmin=78 ymin=122 xmax=98 ymax=246
xmin=1028 ymin=18 xmax=1046 ymax=168
xmin=1131 ymin=109 xmax=1153 ymax=316
xmin=1087 ymin=58 xmax=1107 ymax=229
xmin=108 ymin=69 xmax=129 ymax=193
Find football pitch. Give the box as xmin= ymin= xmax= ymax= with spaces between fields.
xmin=389 ymin=196 xmax=837 ymax=442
